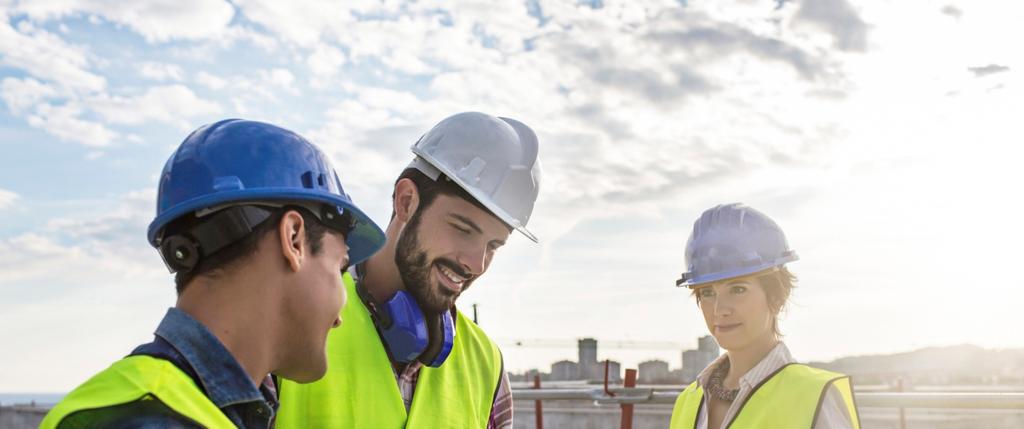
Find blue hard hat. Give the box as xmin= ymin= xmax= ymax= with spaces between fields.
xmin=676 ymin=203 xmax=798 ymax=288
xmin=147 ymin=119 xmax=385 ymax=267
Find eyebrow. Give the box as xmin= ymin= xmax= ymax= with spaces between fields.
xmin=449 ymin=213 xmax=507 ymax=246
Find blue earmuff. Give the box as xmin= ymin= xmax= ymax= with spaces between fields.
xmin=362 ymin=287 xmax=455 ymax=367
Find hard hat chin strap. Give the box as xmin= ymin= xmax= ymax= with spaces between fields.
xmin=158 ymin=206 xmax=273 ymax=274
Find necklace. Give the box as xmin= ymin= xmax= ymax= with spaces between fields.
xmin=706 ymin=360 xmax=739 ymax=402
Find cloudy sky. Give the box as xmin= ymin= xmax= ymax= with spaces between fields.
xmin=1 ymin=0 xmax=1022 ymax=392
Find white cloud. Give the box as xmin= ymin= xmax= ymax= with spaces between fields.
xmin=793 ymin=0 xmax=869 ymax=52
xmin=232 ymin=0 xmax=364 ymax=46
xmin=195 ymin=71 xmax=227 ymax=90
xmin=138 ymin=61 xmax=184 ymax=81
xmin=1 ymin=77 xmax=57 ymax=114
xmin=307 ymin=43 xmax=347 ymax=80
xmin=90 ymin=84 xmax=222 ymax=127
xmin=44 ymin=189 xmax=155 ymax=246
xmin=0 ymin=188 xmax=18 ymax=210
xmin=0 ymin=189 xmax=174 ymax=391
xmin=0 ymin=13 xmax=106 ymax=93
xmin=195 ymin=68 xmax=298 ymax=110
xmin=259 ymin=68 xmax=295 ymax=91
xmin=26 ymin=101 xmax=117 ymax=147
xmin=0 ymin=189 xmax=157 ymax=284
xmin=13 ymin=0 xmax=235 ymax=42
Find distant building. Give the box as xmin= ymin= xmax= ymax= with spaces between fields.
xmin=605 ymin=360 xmax=622 ymax=382
xmin=698 ymin=335 xmax=719 ymax=354
xmin=578 ymin=338 xmax=598 ymax=366
xmin=551 ymin=360 xmax=578 ymax=381
xmin=515 ymin=368 xmax=548 ymax=382
xmin=669 ymin=368 xmax=685 ymax=383
xmin=681 ymin=336 xmax=720 ymax=382
xmin=638 ymin=360 xmax=670 ymax=384
xmin=578 ymin=338 xmax=598 ymax=379
xmin=682 ymin=350 xmax=708 ymax=381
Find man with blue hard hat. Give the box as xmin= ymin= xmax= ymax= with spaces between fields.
xmin=276 ymin=112 xmax=543 ymax=428
xmin=41 ymin=119 xmax=386 ymax=429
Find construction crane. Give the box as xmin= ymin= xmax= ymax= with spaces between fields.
xmin=496 ymin=338 xmax=689 ymax=350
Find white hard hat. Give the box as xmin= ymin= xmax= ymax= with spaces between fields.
xmin=407 ymin=112 xmax=542 ymax=242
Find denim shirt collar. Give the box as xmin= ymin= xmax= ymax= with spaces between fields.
xmin=154 ymin=308 xmax=266 ymax=408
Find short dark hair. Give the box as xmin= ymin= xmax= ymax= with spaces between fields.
xmin=692 ymin=267 xmax=797 ymax=338
xmin=167 ymin=206 xmax=331 ymax=295
xmin=391 ymin=167 xmax=494 ymax=221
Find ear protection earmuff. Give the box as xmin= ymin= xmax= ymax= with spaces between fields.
xmin=357 ymin=283 xmax=455 ymax=367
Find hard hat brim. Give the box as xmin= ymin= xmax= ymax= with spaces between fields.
xmin=678 ymin=254 xmax=799 ymax=289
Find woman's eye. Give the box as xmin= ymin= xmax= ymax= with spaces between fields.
xmin=699 ymin=289 xmax=715 ymax=298
xmin=452 ymin=224 xmax=471 ymax=234
xmin=730 ymin=285 xmax=747 ymax=294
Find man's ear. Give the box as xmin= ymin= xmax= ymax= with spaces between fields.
xmin=278 ymin=210 xmax=306 ymax=272
xmin=393 ymin=178 xmax=421 ymax=224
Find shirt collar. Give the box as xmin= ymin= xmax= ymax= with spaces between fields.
xmin=697 ymin=351 xmax=729 ymax=389
xmin=696 ymin=341 xmax=794 ymax=390
xmin=154 ymin=308 xmax=266 ymax=408
xmin=739 ymin=341 xmax=794 ymax=389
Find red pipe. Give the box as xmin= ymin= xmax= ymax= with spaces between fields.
xmin=534 ymin=374 xmax=543 ymax=429
xmin=603 ymin=360 xmax=616 ymax=397
xmin=620 ymin=369 xmax=637 ymax=429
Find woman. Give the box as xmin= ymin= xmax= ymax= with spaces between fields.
xmin=669 ymin=204 xmax=861 ymax=429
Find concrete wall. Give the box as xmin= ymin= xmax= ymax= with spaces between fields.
xmin=513 ymin=402 xmax=672 ymax=429
xmin=1 ymin=406 xmax=46 ymax=429
xmin=512 ymin=403 xmax=1024 ymax=429
xmin=9 ymin=402 xmax=1024 ymax=428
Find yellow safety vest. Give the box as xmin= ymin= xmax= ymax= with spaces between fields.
xmin=276 ymin=272 xmax=503 ymax=428
xmin=40 ymin=355 xmax=234 ymax=429
xmin=669 ymin=363 xmax=861 ymax=429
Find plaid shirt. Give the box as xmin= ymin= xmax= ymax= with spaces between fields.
xmin=394 ymin=351 xmax=513 ymax=429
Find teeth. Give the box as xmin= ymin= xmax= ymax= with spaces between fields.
xmin=439 ymin=265 xmax=465 ymax=284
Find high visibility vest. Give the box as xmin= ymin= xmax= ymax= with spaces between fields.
xmin=669 ymin=363 xmax=861 ymax=429
xmin=40 ymin=355 xmax=234 ymax=429
xmin=276 ymin=272 xmax=503 ymax=428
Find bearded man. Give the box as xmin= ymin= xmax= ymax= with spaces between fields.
xmin=276 ymin=112 xmax=543 ymax=428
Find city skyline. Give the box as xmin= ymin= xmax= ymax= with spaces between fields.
xmin=510 ymin=340 xmax=1024 ymax=388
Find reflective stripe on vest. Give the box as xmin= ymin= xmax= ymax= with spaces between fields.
xmin=668 ymin=363 xmax=861 ymax=429
xmin=276 ymin=272 xmax=503 ymax=428
xmin=39 ymin=355 xmax=234 ymax=429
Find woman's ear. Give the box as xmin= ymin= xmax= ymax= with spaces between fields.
xmin=392 ymin=178 xmax=421 ymax=224
xmin=278 ymin=210 xmax=307 ymax=272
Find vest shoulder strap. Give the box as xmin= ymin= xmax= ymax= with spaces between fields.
xmin=40 ymin=356 xmax=233 ymax=429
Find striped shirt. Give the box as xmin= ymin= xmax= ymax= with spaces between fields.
xmin=694 ymin=342 xmax=854 ymax=429
xmin=395 ymin=359 xmax=513 ymax=429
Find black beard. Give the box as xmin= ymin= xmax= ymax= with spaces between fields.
xmin=394 ymin=210 xmax=469 ymax=314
